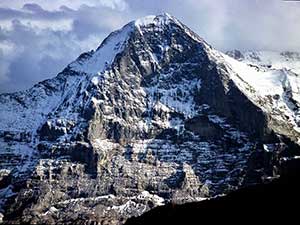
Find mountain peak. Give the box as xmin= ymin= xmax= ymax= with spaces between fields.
xmin=69 ymin=13 xmax=206 ymax=75
xmin=134 ymin=13 xmax=179 ymax=27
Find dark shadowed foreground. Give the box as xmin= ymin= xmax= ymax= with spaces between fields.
xmin=126 ymin=158 xmax=300 ymax=225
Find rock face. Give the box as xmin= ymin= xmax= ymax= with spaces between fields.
xmin=125 ymin=157 xmax=300 ymax=225
xmin=0 ymin=14 xmax=300 ymax=224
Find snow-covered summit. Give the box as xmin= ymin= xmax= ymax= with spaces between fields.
xmin=69 ymin=13 xmax=178 ymax=75
xmin=69 ymin=13 xmax=207 ymax=75
xmin=134 ymin=13 xmax=179 ymax=27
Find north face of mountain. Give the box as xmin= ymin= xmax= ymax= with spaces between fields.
xmin=0 ymin=14 xmax=299 ymax=224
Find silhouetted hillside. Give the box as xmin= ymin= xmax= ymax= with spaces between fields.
xmin=126 ymin=158 xmax=300 ymax=224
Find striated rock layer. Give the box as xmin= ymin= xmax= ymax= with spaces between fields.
xmin=0 ymin=14 xmax=300 ymax=224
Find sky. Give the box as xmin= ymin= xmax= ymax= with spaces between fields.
xmin=0 ymin=0 xmax=300 ymax=93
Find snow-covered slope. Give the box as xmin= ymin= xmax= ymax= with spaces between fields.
xmin=0 ymin=71 xmax=84 ymax=133
xmin=225 ymin=50 xmax=300 ymax=142
xmin=227 ymin=50 xmax=300 ymax=74
xmin=69 ymin=24 xmax=133 ymax=75
xmin=0 ymin=14 xmax=300 ymax=225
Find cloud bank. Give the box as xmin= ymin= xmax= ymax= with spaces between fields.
xmin=0 ymin=0 xmax=300 ymax=92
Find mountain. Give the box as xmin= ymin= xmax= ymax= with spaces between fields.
xmin=0 ymin=13 xmax=299 ymax=224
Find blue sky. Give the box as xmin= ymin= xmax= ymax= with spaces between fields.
xmin=0 ymin=0 xmax=300 ymax=93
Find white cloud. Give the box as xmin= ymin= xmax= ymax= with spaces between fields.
xmin=0 ymin=0 xmax=128 ymax=11
xmin=0 ymin=41 xmax=18 ymax=83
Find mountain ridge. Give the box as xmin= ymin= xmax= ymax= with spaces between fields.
xmin=0 ymin=14 xmax=300 ymax=224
